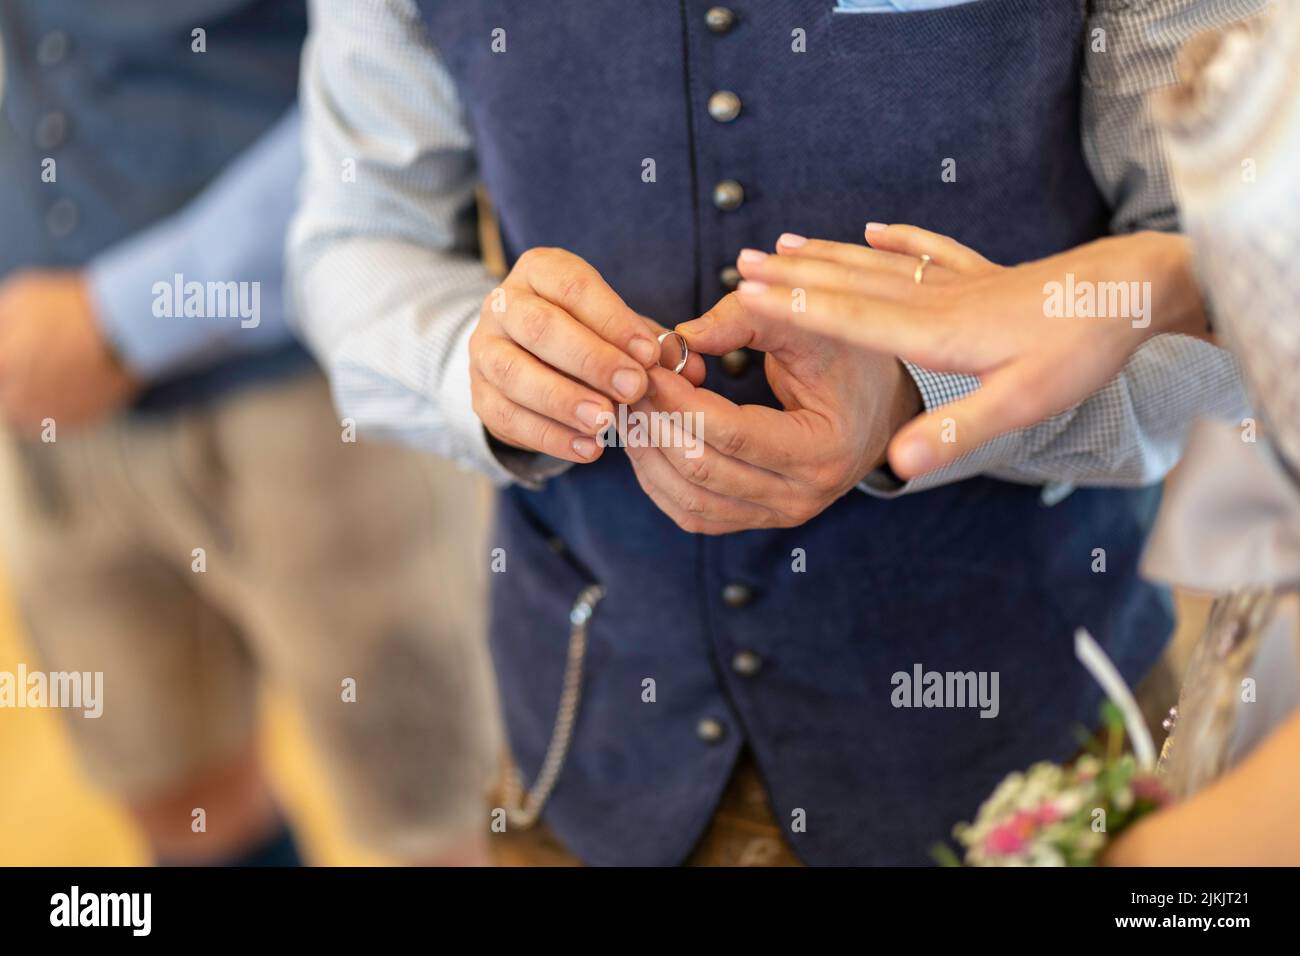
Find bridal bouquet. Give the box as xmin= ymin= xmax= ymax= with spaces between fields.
xmin=937 ymin=631 xmax=1171 ymax=867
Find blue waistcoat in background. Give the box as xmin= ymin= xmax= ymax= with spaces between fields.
xmin=415 ymin=0 xmax=1174 ymax=864
xmin=0 ymin=0 xmax=310 ymax=411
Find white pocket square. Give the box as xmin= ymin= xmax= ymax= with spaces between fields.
xmin=834 ymin=0 xmax=977 ymax=12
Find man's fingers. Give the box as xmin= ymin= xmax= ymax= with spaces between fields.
xmin=643 ymin=366 xmax=811 ymax=474
xmin=623 ymin=431 xmax=777 ymax=534
xmin=863 ymin=223 xmax=992 ymax=275
xmin=642 ymin=394 xmax=801 ymax=517
xmin=472 ymin=378 xmax=603 ymax=463
xmin=501 ymin=291 xmax=650 ymax=403
xmin=517 ymin=247 xmax=661 ymax=367
xmin=476 ymin=336 xmax=614 ymax=436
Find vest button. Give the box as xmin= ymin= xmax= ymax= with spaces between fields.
xmin=712 ymin=179 xmax=745 ymax=212
xmin=705 ymin=7 xmax=737 ymax=33
xmin=719 ymin=265 xmax=741 ymax=291
xmin=696 ymin=717 xmax=726 ymax=743
xmin=722 ymin=582 xmax=754 ymax=608
xmin=721 ymin=349 xmax=750 ymax=377
xmin=46 ymin=198 xmax=78 ymax=238
xmin=731 ymin=650 xmax=763 ymax=677
xmin=35 ymin=111 xmax=68 ymax=150
xmin=37 ymin=31 xmax=70 ymax=67
xmin=707 ymin=90 xmax=742 ymax=123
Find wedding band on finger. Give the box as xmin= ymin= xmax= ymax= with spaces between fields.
xmin=913 ymin=254 xmax=932 ymax=286
xmin=657 ymin=330 xmax=689 ymax=375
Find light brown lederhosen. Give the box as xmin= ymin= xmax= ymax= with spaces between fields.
xmin=490 ymin=750 xmax=802 ymax=866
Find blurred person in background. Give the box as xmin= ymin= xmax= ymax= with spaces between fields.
xmin=0 ymin=0 xmax=496 ymax=866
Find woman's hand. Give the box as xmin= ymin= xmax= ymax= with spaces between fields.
xmin=733 ymin=225 xmax=1208 ymax=480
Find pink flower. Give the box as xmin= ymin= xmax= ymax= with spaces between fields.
xmin=984 ymin=812 xmax=1039 ymax=856
xmin=1035 ymin=802 xmax=1063 ymax=824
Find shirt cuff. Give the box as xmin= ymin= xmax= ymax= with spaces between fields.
xmin=86 ymin=228 xmax=198 ymax=380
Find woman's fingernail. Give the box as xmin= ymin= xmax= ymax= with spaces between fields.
xmin=613 ymin=368 xmax=642 ymax=400
xmin=777 ymin=233 xmax=807 ymax=248
xmin=572 ymin=436 xmax=597 ymax=459
xmin=628 ymin=336 xmax=657 ymax=366
xmin=738 ymin=280 xmax=769 ymax=295
xmin=738 ymin=248 xmax=768 ymax=263
xmin=575 ymin=401 xmax=604 ymax=429
xmin=865 ymin=221 xmax=888 ymax=234
xmin=676 ymin=318 xmax=708 ymax=336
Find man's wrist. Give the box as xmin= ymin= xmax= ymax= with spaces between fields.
xmin=889 ymin=359 xmax=924 ymax=435
xmin=864 ymin=360 xmax=924 ymax=487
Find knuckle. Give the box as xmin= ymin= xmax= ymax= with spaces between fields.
xmin=789 ymin=498 xmax=822 ymax=525
xmin=681 ymin=455 xmax=712 ymax=486
xmin=672 ymin=488 xmax=708 ymax=517
xmin=487 ymin=349 xmax=517 ymax=388
xmin=574 ymin=345 xmax=603 ymax=385
xmin=536 ymin=377 xmax=565 ymax=416
xmin=517 ymin=246 xmax=552 ymax=271
xmin=515 ymin=304 xmax=552 ymax=349
xmin=768 ymin=509 xmax=800 ymax=530
xmin=673 ymin=513 xmax=706 ymax=535
xmin=495 ymin=399 xmax=519 ymax=434
xmin=535 ymin=419 xmax=563 ymax=454
xmin=555 ymin=268 xmax=589 ymax=305
xmin=715 ymin=424 xmax=748 ymax=460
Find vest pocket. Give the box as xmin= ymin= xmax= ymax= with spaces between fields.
xmin=827 ymin=0 xmax=1050 ymax=58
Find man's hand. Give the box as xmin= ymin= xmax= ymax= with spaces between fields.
xmin=0 ymin=270 xmax=141 ymax=433
xmin=469 ymin=248 xmax=703 ymax=463
xmin=624 ymin=291 xmax=921 ymax=534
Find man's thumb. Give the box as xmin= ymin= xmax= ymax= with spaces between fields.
xmin=674 ymin=292 xmax=791 ymax=356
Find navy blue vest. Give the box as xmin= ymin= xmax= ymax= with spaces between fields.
xmin=0 ymin=0 xmax=311 ymax=412
xmin=417 ymin=0 xmax=1172 ymax=864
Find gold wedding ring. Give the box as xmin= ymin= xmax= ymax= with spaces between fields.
xmin=913 ymin=254 xmax=932 ymax=285
xmin=657 ymin=330 xmax=689 ymax=375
